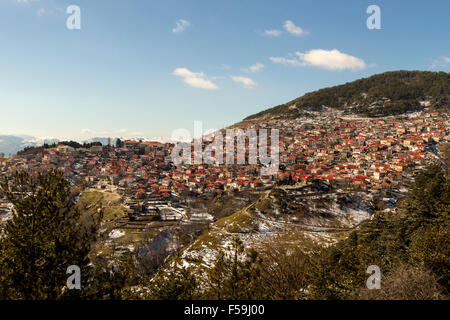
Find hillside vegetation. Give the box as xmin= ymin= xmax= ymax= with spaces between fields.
xmin=245 ymin=70 xmax=449 ymax=120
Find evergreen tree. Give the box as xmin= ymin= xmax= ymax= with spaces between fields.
xmin=307 ymin=164 xmax=450 ymax=299
xmin=0 ymin=170 xmax=98 ymax=300
xmin=116 ymin=139 xmax=124 ymax=148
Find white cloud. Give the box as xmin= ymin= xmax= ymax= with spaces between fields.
xmin=296 ymin=49 xmax=366 ymax=70
xmin=172 ymin=19 xmax=190 ymax=33
xmin=173 ymin=68 xmax=204 ymax=78
xmin=183 ymin=77 xmax=218 ymax=90
xmin=242 ymin=62 xmax=264 ymax=73
xmin=271 ymin=49 xmax=366 ymax=71
xmin=283 ymin=20 xmax=304 ymax=36
xmin=221 ymin=64 xmax=231 ymax=70
xmin=231 ymin=76 xmax=257 ymax=88
xmin=15 ymin=0 xmax=40 ymax=4
xmin=430 ymin=56 xmax=450 ymax=69
xmin=264 ymin=29 xmax=282 ymax=37
xmin=269 ymin=56 xmax=302 ymax=67
xmin=172 ymin=67 xmax=218 ymax=90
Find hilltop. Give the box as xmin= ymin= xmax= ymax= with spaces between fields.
xmin=244 ymin=70 xmax=449 ymax=121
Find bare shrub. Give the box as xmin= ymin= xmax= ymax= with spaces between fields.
xmin=257 ymin=233 xmax=312 ymax=300
xmin=359 ymin=263 xmax=445 ymax=300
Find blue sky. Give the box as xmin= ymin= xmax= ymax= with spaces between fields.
xmin=0 ymin=0 xmax=449 ymax=141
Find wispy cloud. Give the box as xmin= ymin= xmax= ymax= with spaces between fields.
xmin=242 ymin=62 xmax=264 ymax=73
xmin=430 ymin=56 xmax=450 ymax=69
xmin=13 ymin=1 xmax=62 ymax=17
xmin=263 ymin=20 xmax=306 ymax=37
xmin=172 ymin=67 xmax=218 ymax=90
xmin=271 ymin=49 xmax=366 ymax=71
xmin=172 ymin=19 xmax=190 ymax=33
xmin=231 ymin=76 xmax=257 ymax=88
xmin=14 ymin=0 xmax=41 ymax=4
xmin=269 ymin=56 xmax=302 ymax=67
xmin=283 ymin=20 xmax=305 ymax=36
xmin=81 ymin=129 xmax=94 ymax=135
xmin=263 ymin=29 xmax=282 ymax=37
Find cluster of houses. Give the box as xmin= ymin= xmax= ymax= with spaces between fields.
xmin=0 ymin=111 xmax=448 ymax=218
xmin=267 ymin=111 xmax=449 ymax=192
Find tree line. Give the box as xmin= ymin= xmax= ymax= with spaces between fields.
xmin=17 ymin=141 xmax=103 ymax=156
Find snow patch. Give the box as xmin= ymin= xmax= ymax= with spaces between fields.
xmin=109 ymin=229 xmax=125 ymax=239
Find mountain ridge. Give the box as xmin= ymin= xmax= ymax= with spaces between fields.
xmin=244 ymin=70 xmax=449 ymax=121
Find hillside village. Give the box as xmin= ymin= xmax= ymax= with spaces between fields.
xmin=1 ymin=110 xmax=449 ymax=210
xmin=0 ymin=110 xmax=449 ymax=256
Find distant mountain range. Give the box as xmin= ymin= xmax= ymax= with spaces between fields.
xmin=0 ymin=136 xmax=120 ymax=156
xmin=0 ymin=135 xmax=59 ymax=156
xmin=244 ymin=70 xmax=449 ymax=121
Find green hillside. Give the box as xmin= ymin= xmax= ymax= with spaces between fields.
xmin=245 ymin=70 xmax=449 ymax=120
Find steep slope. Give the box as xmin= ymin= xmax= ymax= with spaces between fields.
xmin=245 ymin=70 xmax=449 ymax=121
xmin=159 ymin=184 xmax=378 ymax=279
